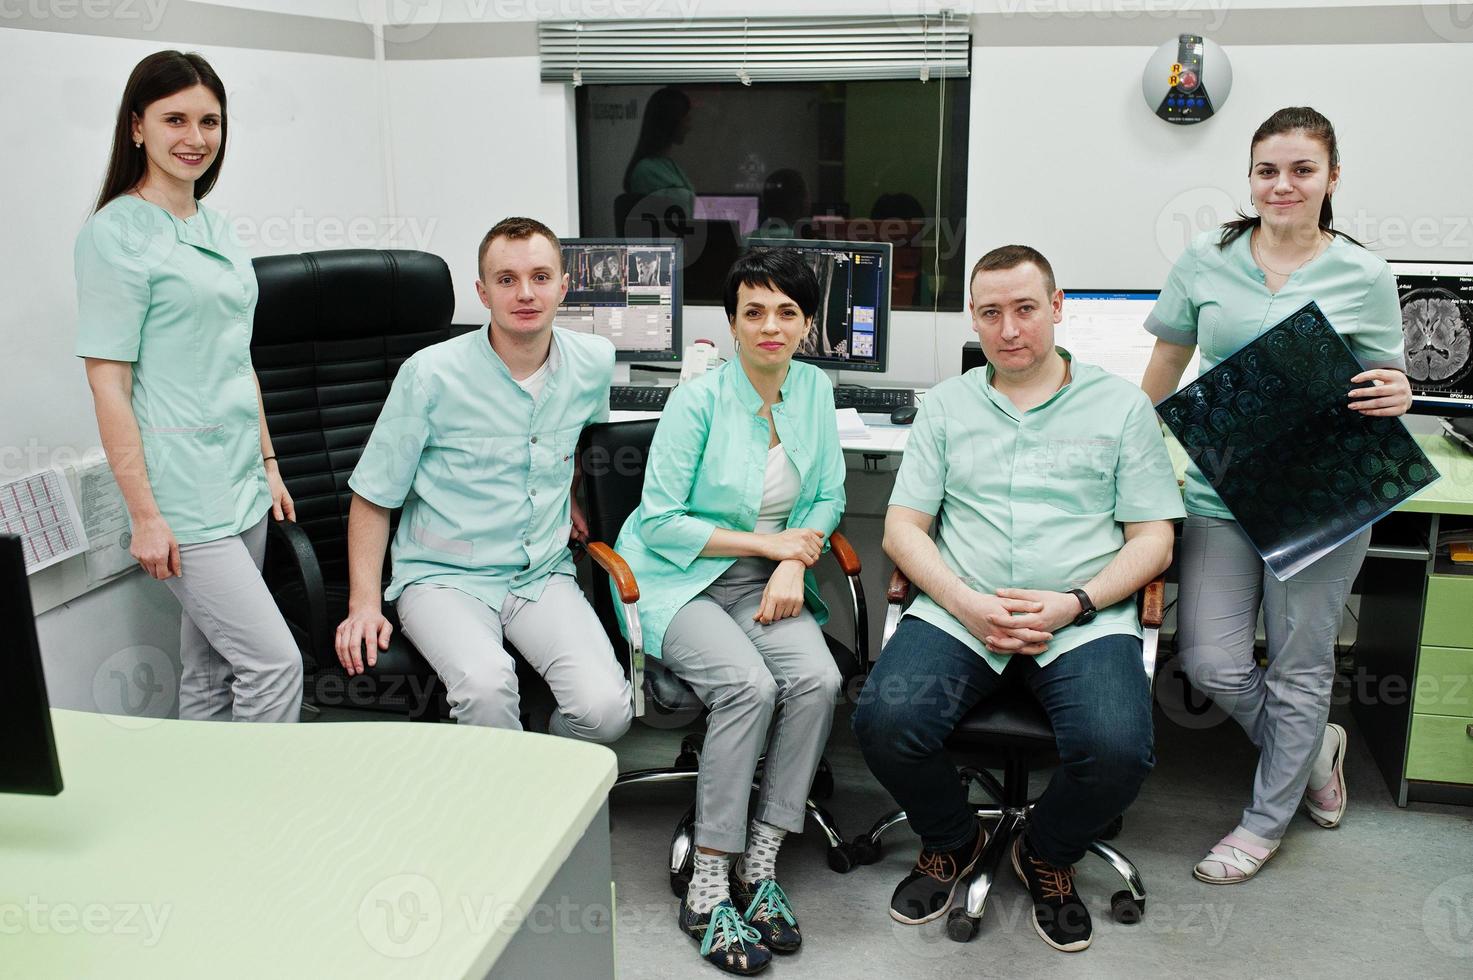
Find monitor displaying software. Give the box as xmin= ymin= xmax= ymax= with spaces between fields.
xmin=1058 ymin=290 xmax=1200 ymax=389
xmin=694 ymin=195 xmax=760 ymax=238
xmin=1388 ymin=260 xmax=1473 ymax=417
xmin=747 ymin=238 xmax=892 ymax=373
xmin=555 ymin=239 xmax=682 ymax=362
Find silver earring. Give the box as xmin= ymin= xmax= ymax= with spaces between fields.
xmin=134 ymin=140 xmax=143 ymax=149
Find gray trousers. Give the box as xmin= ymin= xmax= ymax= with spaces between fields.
xmin=396 ymin=574 xmax=633 ymax=743
xmin=1176 ymin=515 xmax=1369 ymax=840
xmin=661 ymin=558 xmax=843 ymax=853
xmin=166 ymin=515 xmax=304 ymax=723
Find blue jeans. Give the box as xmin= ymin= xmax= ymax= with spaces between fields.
xmin=853 ymin=618 xmax=1154 ymax=866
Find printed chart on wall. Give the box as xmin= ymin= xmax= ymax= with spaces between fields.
xmin=0 ymin=469 xmax=88 ymax=574
xmin=1157 ymin=302 xmax=1440 ymax=580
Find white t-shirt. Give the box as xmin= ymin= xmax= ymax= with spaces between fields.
xmin=754 ymin=443 xmax=801 ymax=535
xmin=515 ymin=359 xmax=551 ymax=401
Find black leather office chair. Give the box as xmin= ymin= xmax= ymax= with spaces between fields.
xmin=576 ymin=419 xmax=874 ymax=892
xmin=849 ymin=568 xmax=1166 ymax=941
xmin=251 ymin=248 xmax=468 ymax=720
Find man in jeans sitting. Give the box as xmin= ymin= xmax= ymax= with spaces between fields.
xmin=852 ymin=245 xmax=1184 ymax=953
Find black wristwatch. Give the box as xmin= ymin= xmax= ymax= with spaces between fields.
xmin=1067 ymin=588 xmax=1097 ymax=626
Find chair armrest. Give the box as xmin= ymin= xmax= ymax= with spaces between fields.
xmin=887 ymin=567 xmax=913 ymax=605
xmin=264 ymin=518 xmax=329 ymax=656
xmin=828 ymin=531 xmax=862 ymax=576
xmin=1139 ymin=577 xmax=1166 ymax=629
xmin=587 ymin=542 xmax=639 ymax=604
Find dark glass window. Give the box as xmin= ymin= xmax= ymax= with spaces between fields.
xmin=574 ymin=80 xmax=970 ymax=311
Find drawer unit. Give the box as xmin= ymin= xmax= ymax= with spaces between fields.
xmin=1421 ymin=574 xmax=1473 ymax=648
xmin=1405 ymin=714 xmax=1473 ymax=783
xmin=1413 ymin=646 xmax=1473 ymax=718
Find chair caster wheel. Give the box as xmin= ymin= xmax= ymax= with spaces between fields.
xmin=1110 ymin=890 xmax=1144 ymax=924
xmin=946 ymin=908 xmax=980 ymax=942
xmin=811 ymin=767 xmax=834 ymax=801
xmin=670 ymin=870 xmax=691 ymax=898
xmin=848 ymin=836 xmax=882 ymax=866
xmin=826 ymin=844 xmax=856 ymax=874
xmin=1099 ymin=815 xmax=1124 ymax=841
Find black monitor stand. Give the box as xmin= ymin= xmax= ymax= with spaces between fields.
xmin=0 ymin=535 xmax=63 ymax=795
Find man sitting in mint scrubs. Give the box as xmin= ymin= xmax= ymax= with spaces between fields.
xmin=853 ymin=245 xmax=1185 ymax=953
xmin=333 ymin=216 xmax=633 ymax=742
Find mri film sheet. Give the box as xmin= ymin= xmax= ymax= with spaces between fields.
xmin=1157 ymin=302 xmax=1440 ymax=580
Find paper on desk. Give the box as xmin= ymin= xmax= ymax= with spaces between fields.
xmin=77 ymin=459 xmax=135 ymax=586
xmin=835 ymin=408 xmax=869 ymax=440
xmin=0 ymin=468 xmax=88 ymax=574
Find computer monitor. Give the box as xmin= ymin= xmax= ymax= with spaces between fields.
xmin=746 ymin=237 xmax=892 ymax=374
xmin=1387 ymin=260 xmax=1473 ymax=418
xmin=0 ymin=535 xmax=63 ymax=796
xmin=694 ymin=195 xmax=760 ymax=238
xmin=1057 ymin=290 xmax=1201 ymax=389
xmin=555 ymin=239 xmax=683 ymax=363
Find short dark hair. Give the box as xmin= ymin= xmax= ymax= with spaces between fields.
xmin=970 ymin=245 xmax=1056 ymax=298
xmin=723 ymin=248 xmax=820 ymax=322
xmin=478 ymin=217 xmax=562 ymax=280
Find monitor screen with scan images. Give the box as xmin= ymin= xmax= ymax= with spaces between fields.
xmin=0 ymin=535 xmax=63 ymax=796
xmin=1388 ymin=260 xmax=1473 ymax=417
xmin=555 ymin=239 xmax=683 ymax=363
xmin=745 ymin=238 xmax=892 ymax=374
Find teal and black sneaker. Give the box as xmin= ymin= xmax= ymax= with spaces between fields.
xmin=677 ymin=898 xmax=772 ymax=975
xmin=729 ymin=871 xmax=802 ymax=954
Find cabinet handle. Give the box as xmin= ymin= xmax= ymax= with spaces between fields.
xmin=1467 ymin=724 xmax=1473 ymax=739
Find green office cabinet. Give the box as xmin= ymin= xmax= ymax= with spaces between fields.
xmin=1421 ymin=575 xmax=1473 ymax=648
xmin=1405 ymin=714 xmax=1473 ymax=783
xmin=1413 ymin=647 xmax=1473 ymax=718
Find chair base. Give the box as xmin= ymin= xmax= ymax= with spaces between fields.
xmin=849 ymin=763 xmax=1147 ymax=940
xmin=611 ymin=735 xmax=853 ymax=895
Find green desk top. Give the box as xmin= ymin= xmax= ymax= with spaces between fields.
xmin=0 ymin=710 xmax=617 ymax=979
xmin=1401 ymin=434 xmax=1473 ymax=516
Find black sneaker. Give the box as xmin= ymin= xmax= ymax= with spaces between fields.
xmin=888 ymin=821 xmax=987 ymax=925
xmin=730 ymin=866 xmax=802 ymax=954
xmin=678 ymin=898 xmax=772 ymax=975
xmin=1010 ymin=834 xmax=1092 ymax=952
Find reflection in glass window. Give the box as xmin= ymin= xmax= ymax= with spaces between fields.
xmin=575 ymin=81 xmax=970 ymax=311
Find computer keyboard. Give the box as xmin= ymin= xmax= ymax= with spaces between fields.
xmin=609 ymin=385 xmax=673 ymax=412
xmin=832 ymin=386 xmax=916 ymax=413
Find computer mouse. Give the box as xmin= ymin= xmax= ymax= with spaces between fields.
xmin=890 ymin=405 xmax=918 ymax=426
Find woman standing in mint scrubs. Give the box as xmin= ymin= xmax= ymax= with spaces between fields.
xmin=1141 ymin=107 xmax=1411 ymax=882
xmin=76 ymin=51 xmax=302 ymax=723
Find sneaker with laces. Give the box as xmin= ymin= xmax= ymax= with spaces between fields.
xmin=1011 ymin=835 xmax=1092 ymax=952
xmin=678 ymin=898 xmax=772 ymax=975
xmin=730 ymin=868 xmax=801 ymax=954
xmin=888 ymin=821 xmax=987 ymax=925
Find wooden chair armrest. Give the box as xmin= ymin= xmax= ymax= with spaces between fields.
xmin=1140 ymin=577 xmax=1166 ymax=629
xmin=587 ymin=542 xmax=639 ymax=604
xmin=887 ymin=567 xmax=912 ymax=605
xmin=828 ymin=531 xmax=862 ymax=576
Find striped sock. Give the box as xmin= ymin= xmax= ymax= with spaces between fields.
xmin=737 ymin=819 xmax=787 ymax=883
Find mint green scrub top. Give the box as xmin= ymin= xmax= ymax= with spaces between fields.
xmin=74 ymin=196 xmax=270 ymax=545
xmin=349 ymin=327 xmax=614 ymax=611
xmin=614 ymin=359 xmax=847 ymax=659
xmin=1146 ymin=229 xmax=1406 ymax=519
xmin=890 ymin=354 xmax=1186 ymax=673
xmin=627 ymin=156 xmax=696 ymax=217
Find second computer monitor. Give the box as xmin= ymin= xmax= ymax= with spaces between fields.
xmin=746 ymin=237 xmax=892 ymax=374
xmin=1388 ymin=260 xmax=1473 ymax=417
xmin=555 ymin=239 xmax=683 ymax=363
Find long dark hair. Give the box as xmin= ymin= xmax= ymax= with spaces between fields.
xmin=94 ymin=51 xmax=228 ymax=213
xmin=621 ymin=87 xmax=691 ymax=193
xmin=1218 ymin=106 xmax=1361 ymax=249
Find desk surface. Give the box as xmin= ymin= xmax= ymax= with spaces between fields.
xmin=0 ymin=710 xmax=617 ymax=979
xmin=1403 ymin=434 xmax=1473 ymax=516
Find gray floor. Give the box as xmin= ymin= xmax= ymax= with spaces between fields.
xmin=601 ymin=686 xmax=1473 ymax=979
xmin=315 ymin=670 xmax=1473 ymax=979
